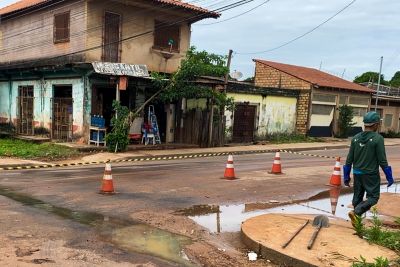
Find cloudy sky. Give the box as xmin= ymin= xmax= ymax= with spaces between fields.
xmin=1 ymin=0 xmax=399 ymax=82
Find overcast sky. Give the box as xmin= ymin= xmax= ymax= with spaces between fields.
xmin=1 ymin=0 xmax=399 ymax=82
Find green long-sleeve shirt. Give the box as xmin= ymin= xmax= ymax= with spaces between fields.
xmin=345 ymin=131 xmax=388 ymax=175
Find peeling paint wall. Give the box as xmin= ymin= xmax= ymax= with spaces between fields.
xmin=0 ymin=78 xmax=88 ymax=137
xmin=225 ymin=93 xmax=297 ymax=140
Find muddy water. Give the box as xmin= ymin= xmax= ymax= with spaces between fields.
xmin=0 ymin=187 xmax=193 ymax=266
xmin=180 ymin=185 xmax=399 ymax=233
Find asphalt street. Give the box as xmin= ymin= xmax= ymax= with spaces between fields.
xmin=1 ymin=146 xmax=399 ymax=266
xmin=1 ymin=146 xmax=399 ymax=214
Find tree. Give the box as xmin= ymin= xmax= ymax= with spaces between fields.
xmin=154 ymin=46 xmax=234 ymax=110
xmin=353 ymin=72 xmax=388 ymax=85
xmin=105 ymin=101 xmax=131 ymax=152
xmin=243 ymin=76 xmax=254 ymax=83
xmin=390 ymin=71 xmax=400 ymax=88
xmin=338 ymin=105 xmax=356 ymax=138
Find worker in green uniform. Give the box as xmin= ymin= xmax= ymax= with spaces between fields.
xmin=343 ymin=111 xmax=394 ymax=224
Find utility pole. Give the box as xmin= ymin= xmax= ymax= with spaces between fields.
xmin=224 ymin=49 xmax=233 ymax=90
xmin=341 ymin=68 xmax=346 ymax=79
xmin=374 ymin=56 xmax=383 ymax=112
xmin=208 ymin=49 xmax=233 ymax=147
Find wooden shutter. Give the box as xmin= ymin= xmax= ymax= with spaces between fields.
xmin=54 ymin=12 xmax=70 ymax=43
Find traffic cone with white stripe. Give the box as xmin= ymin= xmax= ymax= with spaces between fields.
xmin=224 ymin=154 xmax=236 ymax=180
xmin=269 ymin=151 xmax=282 ymax=174
xmin=100 ymin=161 xmax=115 ymax=194
xmin=329 ymin=157 xmax=342 ymax=187
xmin=329 ymin=186 xmax=341 ymax=215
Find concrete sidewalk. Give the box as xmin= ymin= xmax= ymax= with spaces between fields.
xmin=1 ymin=138 xmax=400 ymax=168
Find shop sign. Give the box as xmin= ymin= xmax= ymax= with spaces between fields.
xmin=92 ymin=62 xmax=149 ymax=77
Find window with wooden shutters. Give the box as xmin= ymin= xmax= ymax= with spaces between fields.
xmin=153 ymin=20 xmax=180 ymax=52
xmin=54 ymin=12 xmax=70 ymax=43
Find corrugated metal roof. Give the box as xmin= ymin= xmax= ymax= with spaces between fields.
xmin=255 ymin=59 xmax=374 ymax=93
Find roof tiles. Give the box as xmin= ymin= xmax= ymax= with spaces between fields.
xmin=255 ymin=59 xmax=373 ymax=93
xmin=0 ymin=0 xmax=218 ymax=17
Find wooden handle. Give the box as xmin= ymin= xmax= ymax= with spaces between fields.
xmin=282 ymin=220 xmax=309 ymax=248
xmin=307 ymin=226 xmax=322 ymax=250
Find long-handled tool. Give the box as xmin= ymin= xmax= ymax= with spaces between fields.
xmin=307 ymin=215 xmax=329 ymax=250
xmin=282 ymin=220 xmax=309 ymax=248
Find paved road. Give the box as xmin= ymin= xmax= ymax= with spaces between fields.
xmin=2 ymin=146 xmax=399 ymax=215
xmin=1 ymin=146 xmax=399 ymax=266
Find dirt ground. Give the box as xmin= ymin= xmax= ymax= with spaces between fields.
xmin=0 ymin=196 xmax=178 ymax=267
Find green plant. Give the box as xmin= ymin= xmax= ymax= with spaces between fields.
xmin=153 ymin=46 xmax=234 ymax=112
xmin=105 ymin=101 xmax=131 ymax=152
xmin=256 ymin=133 xmax=323 ymax=144
xmin=354 ymin=208 xmax=400 ymax=252
xmin=395 ymin=217 xmax=400 ymax=225
xmin=381 ymin=130 xmax=400 ymax=138
xmin=353 ymin=213 xmax=365 ymax=237
xmin=0 ymin=138 xmax=78 ymax=160
xmin=338 ymin=105 xmax=356 ymax=138
xmin=352 ymin=256 xmax=389 ymax=267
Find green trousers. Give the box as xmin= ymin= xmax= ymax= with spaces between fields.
xmin=353 ymin=173 xmax=381 ymax=216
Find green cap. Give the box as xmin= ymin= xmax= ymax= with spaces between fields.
xmin=363 ymin=111 xmax=380 ymax=126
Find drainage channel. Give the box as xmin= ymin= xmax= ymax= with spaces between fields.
xmin=0 ymin=187 xmax=194 ymax=266
xmin=178 ymin=185 xmax=399 ymax=233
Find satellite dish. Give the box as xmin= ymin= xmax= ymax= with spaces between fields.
xmin=230 ymin=70 xmax=243 ymax=80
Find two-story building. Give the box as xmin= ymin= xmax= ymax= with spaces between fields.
xmin=0 ymin=0 xmax=218 ymax=142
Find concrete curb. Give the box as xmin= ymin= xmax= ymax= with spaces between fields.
xmin=0 ymin=144 xmax=349 ymax=171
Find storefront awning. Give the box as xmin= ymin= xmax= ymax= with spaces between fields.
xmin=92 ymin=62 xmax=149 ymax=77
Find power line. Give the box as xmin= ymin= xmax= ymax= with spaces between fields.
xmin=0 ymin=0 xmax=257 ymax=69
xmin=196 ymin=0 xmax=271 ymax=25
xmin=236 ymin=0 xmax=357 ymax=55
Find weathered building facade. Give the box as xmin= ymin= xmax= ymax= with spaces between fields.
xmin=361 ymin=83 xmax=400 ymax=133
xmin=254 ymin=60 xmax=374 ymax=137
xmin=0 ymin=0 xmax=217 ymax=142
xmin=224 ymin=83 xmax=299 ymax=142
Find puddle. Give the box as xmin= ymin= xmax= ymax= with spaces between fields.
xmin=0 ymin=187 xmax=193 ymax=266
xmin=179 ymin=185 xmax=399 ymax=233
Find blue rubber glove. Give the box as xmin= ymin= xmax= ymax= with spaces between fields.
xmin=343 ymin=164 xmax=352 ymax=187
xmin=383 ymin=166 xmax=394 ymax=187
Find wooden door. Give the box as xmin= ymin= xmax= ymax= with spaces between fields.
xmin=103 ymin=12 xmax=121 ymax=62
xmin=232 ymin=104 xmax=256 ymax=142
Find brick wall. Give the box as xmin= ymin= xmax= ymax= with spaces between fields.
xmin=254 ymin=61 xmax=311 ymax=135
xmin=254 ymin=62 xmax=311 ymax=90
xmin=296 ymin=91 xmax=310 ymax=135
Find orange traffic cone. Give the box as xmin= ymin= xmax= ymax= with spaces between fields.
xmin=269 ymin=151 xmax=282 ymax=174
xmin=329 ymin=157 xmax=342 ymax=187
xmin=224 ymin=154 xmax=236 ymax=180
xmin=100 ymin=161 xmax=115 ymax=194
xmin=329 ymin=186 xmax=341 ymax=215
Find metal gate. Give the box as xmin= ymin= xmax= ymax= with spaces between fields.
xmin=17 ymin=86 xmax=34 ymax=135
xmin=51 ymin=97 xmax=73 ymax=142
xmin=232 ymin=104 xmax=256 ymax=143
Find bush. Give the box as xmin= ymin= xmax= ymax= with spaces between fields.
xmin=338 ymin=105 xmax=356 ymax=138
xmin=381 ymin=130 xmax=400 ymax=138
